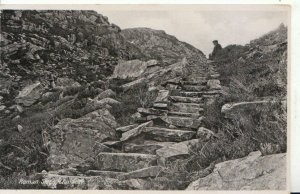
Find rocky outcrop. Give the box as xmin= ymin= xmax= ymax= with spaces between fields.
xmin=121 ymin=28 xmax=206 ymax=65
xmin=186 ymin=151 xmax=286 ymax=190
xmin=221 ymin=100 xmax=286 ymax=119
xmin=94 ymin=153 xmax=157 ymax=172
xmin=111 ymin=59 xmax=154 ymax=79
xmin=45 ymin=108 xmax=118 ymax=170
xmin=15 ymin=81 xmax=44 ymax=106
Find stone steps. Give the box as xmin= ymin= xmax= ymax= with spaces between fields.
xmin=169 ymin=95 xmax=203 ymax=103
xmin=181 ymin=80 xmax=207 ymax=85
xmin=161 ymin=116 xmax=203 ymax=129
xmin=182 ymin=85 xmax=207 ymax=92
xmin=95 ymin=152 xmax=157 ymax=172
xmin=185 ymin=77 xmax=207 ymax=82
xmin=170 ymin=102 xmax=204 ymax=113
xmin=180 ymin=90 xmax=222 ymax=97
xmin=168 ymin=111 xmax=201 ymax=118
xmin=210 ymin=73 xmax=220 ymax=78
xmin=144 ymin=127 xmax=196 ymax=142
xmin=85 ymin=170 xmax=124 ymax=178
xmin=123 ymin=141 xmax=175 ymax=155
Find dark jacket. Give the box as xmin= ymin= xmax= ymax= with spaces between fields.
xmin=211 ymin=44 xmax=222 ymax=60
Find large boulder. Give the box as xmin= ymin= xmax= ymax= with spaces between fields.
xmin=186 ymin=151 xmax=286 ymax=190
xmin=143 ymin=58 xmax=189 ymax=87
xmin=221 ymin=100 xmax=284 ymax=119
xmin=111 ymin=60 xmax=148 ymax=79
xmin=45 ymin=108 xmax=118 ymax=170
xmin=16 ymin=81 xmax=44 ymax=106
xmin=94 ymin=153 xmax=157 ymax=172
xmin=56 ymin=77 xmax=81 ymax=88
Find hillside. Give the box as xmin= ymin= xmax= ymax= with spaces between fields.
xmin=121 ymin=28 xmax=206 ymax=64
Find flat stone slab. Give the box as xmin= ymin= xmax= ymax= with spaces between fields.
xmin=144 ymin=127 xmax=196 ymax=142
xmin=118 ymin=166 xmax=163 ymax=180
xmin=181 ymin=80 xmax=207 ymax=85
xmin=153 ymin=102 xmax=168 ymax=109
xmin=186 ymin=151 xmax=286 ymax=190
xmin=170 ymin=102 xmax=203 ymax=113
xmin=169 ymin=96 xmax=203 ymax=103
xmin=116 ymin=124 xmax=139 ymax=133
xmin=180 ymin=90 xmax=222 ymax=97
xmin=162 ymin=116 xmax=204 ymax=129
xmin=168 ymin=111 xmax=201 ymax=118
xmin=183 ymin=85 xmax=206 ymax=92
xmin=31 ymin=173 xmax=119 ymax=189
xmin=156 ymin=139 xmax=204 ymax=166
xmin=123 ymin=141 xmax=175 ymax=154
xmin=210 ymin=74 xmax=220 ymax=78
xmin=186 ymin=77 xmax=207 ymax=82
xmin=120 ymin=121 xmax=153 ymax=141
xmin=137 ymin=108 xmax=167 ymax=116
xmin=95 ymin=153 xmax=157 ymax=172
xmin=85 ymin=170 xmax=124 ymax=178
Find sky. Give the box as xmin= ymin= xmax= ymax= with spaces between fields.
xmin=96 ymin=6 xmax=288 ymax=56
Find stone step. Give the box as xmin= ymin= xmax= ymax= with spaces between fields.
xmin=153 ymin=102 xmax=168 ymax=109
xmin=181 ymin=80 xmax=207 ymax=85
xmin=210 ymin=73 xmax=220 ymax=78
xmin=137 ymin=107 xmax=167 ymax=116
xmin=180 ymin=90 xmax=222 ymax=97
xmin=186 ymin=77 xmax=208 ymax=82
xmin=32 ymin=173 xmax=118 ymax=189
xmin=182 ymin=85 xmax=207 ymax=92
xmin=168 ymin=111 xmax=201 ymax=118
xmin=161 ymin=116 xmax=204 ymax=129
xmin=118 ymin=166 xmax=163 ymax=180
xmin=85 ymin=170 xmax=124 ymax=178
xmin=170 ymin=102 xmax=204 ymax=113
xmin=123 ymin=141 xmax=175 ymax=154
xmin=144 ymin=127 xmax=196 ymax=142
xmin=95 ymin=153 xmax=157 ymax=172
xmin=156 ymin=139 xmax=204 ymax=166
xmin=120 ymin=121 xmax=153 ymax=142
xmin=169 ymin=96 xmax=203 ymax=103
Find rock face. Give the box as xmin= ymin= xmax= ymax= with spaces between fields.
xmin=186 ymin=151 xmax=286 ymax=190
xmin=111 ymin=60 xmax=148 ymax=79
xmin=16 ymin=81 xmax=43 ymax=106
xmin=46 ymin=108 xmax=118 ymax=170
xmin=121 ymin=28 xmax=207 ymax=65
xmin=94 ymin=153 xmax=157 ymax=172
xmin=221 ymin=100 xmax=284 ymax=119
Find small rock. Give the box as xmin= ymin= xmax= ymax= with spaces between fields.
xmin=12 ymin=115 xmax=21 ymax=121
xmin=0 ymin=139 xmax=5 ymax=147
xmin=17 ymin=124 xmax=23 ymax=132
xmin=120 ymin=121 xmax=153 ymax=141
xmin=207 ymin=79 xmax=221 ymax=90
xmin=0 ymin=105 xmax=6 ymax=111
xmin=4 ymin=110 xmax=10 ymax=114
xmin=196 ymin=127 xmax=216 ymax=141
xmin=154 ymin=90 xmax=169 ymax=103
xmin=95 ymin=89 xmax=116 ymax=100
xmin=41 ymin=170 xmax=47 ymax=174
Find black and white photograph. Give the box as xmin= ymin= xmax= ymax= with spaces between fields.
xmin=0 ymin=4 xmax=289 ymax=190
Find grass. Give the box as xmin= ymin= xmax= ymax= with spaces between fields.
xmin=110 ymin=80 xmax=158 ymax=126
xmin=0 ymin=106 xmax=52 ymax=183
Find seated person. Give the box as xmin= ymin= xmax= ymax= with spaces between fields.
xmin=209 ymin=40 xmax=222 ymax=60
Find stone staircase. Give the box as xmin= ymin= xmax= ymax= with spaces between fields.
xmin=92 ymin=61 xmax=221 ymax=180
xmin=36 ymin=60 xmax=222 ymax=189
